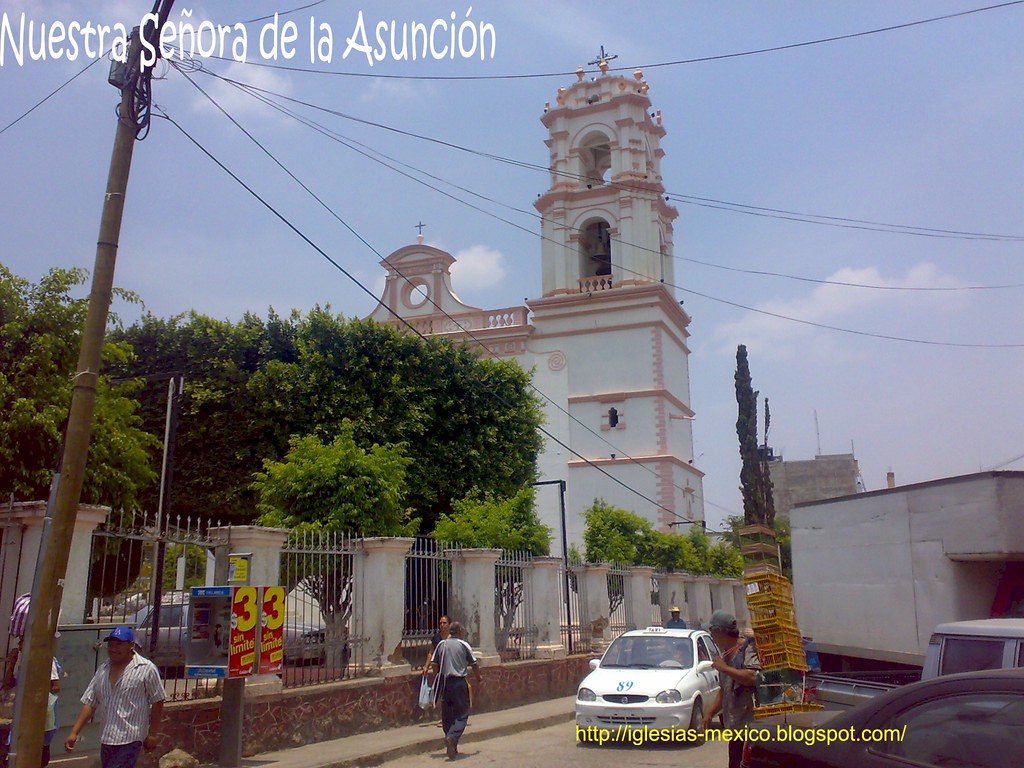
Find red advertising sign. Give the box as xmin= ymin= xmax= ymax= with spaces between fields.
xmin=228 ymin=586 xmax=258 ymax=678
xmin=259 ymin=586 xmax=285 ymax=675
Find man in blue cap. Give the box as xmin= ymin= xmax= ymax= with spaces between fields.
xmin=65 ymin=627 xmax=165 ymax=768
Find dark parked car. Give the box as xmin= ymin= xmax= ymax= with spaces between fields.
xmin=746 ymin=668 xmax=1024 ymax=768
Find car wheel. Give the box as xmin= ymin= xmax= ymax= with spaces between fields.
xmin=688 ymin=698 xmax=705 ymax=746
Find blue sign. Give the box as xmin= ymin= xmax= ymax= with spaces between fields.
xmin=191 ymin=586 xmax=232 ymax=598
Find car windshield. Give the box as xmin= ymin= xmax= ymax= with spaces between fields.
xmin=601 ymin=635 xmax=693 ymax=669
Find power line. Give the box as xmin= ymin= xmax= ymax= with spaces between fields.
xmin=172 ymin=65 xmax=738 ymax=521
xmin=201 ymin=1 xmax=1024 ymax=81
xmin=200 ymin=73 xmax=1024 ymax=349
xmin=205 ymin=71 xmax=1024 ymax=248
xmin=0 ymin=55 xmax=104 ymax=137
xmin=156 ymin=107 xmax=709 ymax=526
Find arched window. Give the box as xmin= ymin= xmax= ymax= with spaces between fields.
xmin=580 ymin=218 xmax=612 ymax=277
xmin=579 ymin=131 xmax=612 ymax=187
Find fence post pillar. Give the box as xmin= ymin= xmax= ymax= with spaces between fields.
xmin=657 ymin=571 xmax=687 ymax=627
xmin=730 ymin=579 xmax=749 ymax=629
xmin=357 ymin=537 xmax=414 ymax=677
xmin=450 ymin=548 xmax=501 ymax=665
xmin=208 ymin=525 xmax=290 ymax=697
xmin=692 ymin=576 xmax=714 ymax=629
xmin=628 ymin=566 xmax=655 ymax=631
xmin=529 ymin=557 xmax=565 ymax=658
xmin=1 ymin=501 xmax=109 ymax=631
xmin=712 ymin=578 xmax=737 ymax=619
xmin=580 ymin=563 xmax=612 ymax=648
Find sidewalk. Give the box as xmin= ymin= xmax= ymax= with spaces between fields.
xmin=245 ymin=696 xmax=576 ymax=768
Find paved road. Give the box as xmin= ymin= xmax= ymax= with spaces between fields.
xmin=374 ymin=721 xmax=730 ymax=768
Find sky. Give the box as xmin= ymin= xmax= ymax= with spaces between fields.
xmin=2 ymin=1 xmax=1023 ymax=533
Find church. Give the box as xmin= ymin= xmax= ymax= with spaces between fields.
xmin=369 ymin=58 xmax=705 ymax=553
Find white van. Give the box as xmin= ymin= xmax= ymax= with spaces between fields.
xmin=922 ymin=618 xmax=1024 ymax=680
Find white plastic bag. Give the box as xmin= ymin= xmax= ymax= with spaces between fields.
xmin=418 ymin=676 xmax=433 ymax=709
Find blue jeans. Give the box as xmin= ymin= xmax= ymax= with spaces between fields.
xmin=100 ymin=742 xmax=143 ymax=768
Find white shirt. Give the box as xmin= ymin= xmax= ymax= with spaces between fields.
xmin=81 ymin=652 xmax=165 ymax=745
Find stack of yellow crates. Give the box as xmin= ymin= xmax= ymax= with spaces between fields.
xmin=738 ymin=525 xmax=823 ymax=717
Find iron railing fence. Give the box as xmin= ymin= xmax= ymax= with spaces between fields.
xmin=650 ymin=573 xmax=663 ymax=627
xmin=607 ymin=562 xmax=635 ymax=638
xmin=401 ymin=537 xmax=457 ymax=670
xmin=88 ymin=512 xmax=220 ymax=701
xmin=560 ymin=555 xmax=590 ymax=654
xmin=278 ymin=528 xmax=364 ymax=689
xmin=495 ymin=549 xmax=536 ymax=661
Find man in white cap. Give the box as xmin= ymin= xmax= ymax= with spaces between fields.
xmin=702 ymin=610 xmax=760 ymax=768
xmin=65 ymin=626 xmax=165 ymax=768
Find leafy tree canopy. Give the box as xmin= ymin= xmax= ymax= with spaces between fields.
xmin=433 ymin=487 xmax=550 ymax=555
xmin=0 ymin=265 xmax=157 ymax=512
xmin=582 ymin=498 xmax=741 ymax=577
xmin=112 ymin=309 xmax=543 ymax=528
xmin=252 ymin=426 xmax=412 ymax=536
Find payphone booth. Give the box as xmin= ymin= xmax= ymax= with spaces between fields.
xmin=185 ymin=585 xmax=284 ymax=678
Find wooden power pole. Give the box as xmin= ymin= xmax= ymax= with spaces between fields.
xmin=10 ymin=3 xmax=175 ymax=765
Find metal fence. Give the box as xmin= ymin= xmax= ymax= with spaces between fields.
xmin=607 ymin=563 xmax=634 ymax=638
xmin=278 ymin=528 xmax=364 ymax=688
xmin=560 ymin=556 xmax=590 ymax=654
xmin=495 ymin=549 xmax=536 ymax=661
xmin=401 ymin=537 xmax=455 ymax=670
xmin=87 ymin=512 xmax=220 ymax=701
xmin=650 ymin=573 xmax=663 ymax=627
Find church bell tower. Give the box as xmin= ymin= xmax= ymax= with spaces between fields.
xmin=535 ymin=59 xmax=677 ymax=297
xmin=528 ymin=55 xmax=705 ymax=532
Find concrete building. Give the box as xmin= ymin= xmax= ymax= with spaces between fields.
xmin=369 ymin=61 xmax=704 ymax=551
xmin=768 ymin=452 xmax=863 ymax=519
xmin=791 ymin=471 xmax=1024 ymax=668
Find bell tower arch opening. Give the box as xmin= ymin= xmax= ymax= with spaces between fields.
xmin=579 ymin=130 xmax=612 ymax=188
xmin=579 ymin=217 xmax=613 ymax=278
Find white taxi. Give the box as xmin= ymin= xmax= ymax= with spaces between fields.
xmin=576 ymin=626 xmax=721 ymax=741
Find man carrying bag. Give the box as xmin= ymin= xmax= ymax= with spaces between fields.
xmin=428 ymin=621 xmax=480 ymax=760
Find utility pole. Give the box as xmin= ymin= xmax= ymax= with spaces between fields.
xmin=10 ymin=4 xmax=175 ymax=766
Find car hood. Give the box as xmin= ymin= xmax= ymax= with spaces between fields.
xmin=580 ymin=666 xmax=693 ymax=696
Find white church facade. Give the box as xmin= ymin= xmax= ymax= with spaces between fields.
xmin=369 ymin=62 xmax=705 ymax=553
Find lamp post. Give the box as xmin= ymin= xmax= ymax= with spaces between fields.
xmin=530 ymin=479 xmax=572 ymax=654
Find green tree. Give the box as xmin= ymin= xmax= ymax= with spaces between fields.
xmin=434 ymin=487 xmax=550 ymax=653
xmin=582 ymin=499 xmax=742 ymax=577
xmin=582 ymin=499 xmax=650 ymax=564
xmin=0 ymin=265 xmax=158 ymax=512
xmin=114 ymin=310 xmax=543 ymax=528
xmin=252 ymin=427 xmax=413 ymax=667
xmin=433 ymin=488 xmax=550 ymax=555
xmin=734 ymin=345 xmax=776 ymax=526
xmin=253 ymin=426 xmax=412 ymax=535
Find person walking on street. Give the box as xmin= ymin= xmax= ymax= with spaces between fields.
xmin=429 ymin=621 xmax=480 ymax=760
xmin=423 ymin=615 xmax=450 ymax=678
xmin=702 ymin=610 xmax=760 ymax=768
xmin=65 ymin=627 xmax=165 ymax=768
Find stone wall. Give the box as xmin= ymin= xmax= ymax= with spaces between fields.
xmin=150 ymin=655 xmax=592 ymax=764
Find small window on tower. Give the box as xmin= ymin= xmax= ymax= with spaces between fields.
xmin=604 ymin=407 xmax=623 ymax=430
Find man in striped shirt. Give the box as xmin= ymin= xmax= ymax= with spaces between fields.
xmin=65 ymin=627 xmax=165 ymax=768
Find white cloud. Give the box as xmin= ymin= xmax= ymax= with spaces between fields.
xmin=189 ymin=60 xmax=292 ymax=121
xmin=449 ymin=244 xmax=507 ymax=291
xmin=713 ymin=262 xmax=967 ymax=359
xmin=360 ymin=77 xmax=431 ymax=104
